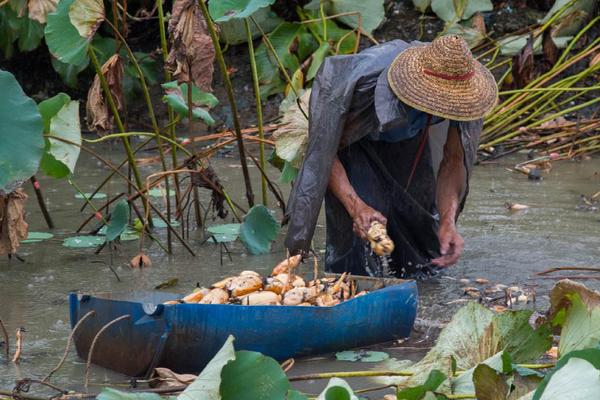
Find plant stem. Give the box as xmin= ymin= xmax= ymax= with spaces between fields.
xmin=245 ymin=18 xmax=267 ymax=206
xmin=198 ymin=0 xmax=255 ymax=208
xmin=156 ymin=0 xmax=180 ymax=250
xmin=29 ymin=176 xmax=54 ymax=229
xmin=87 ymin=46 xmax=148 ymax=219
xmin=289 ymin=370 xmax=413 ymax=381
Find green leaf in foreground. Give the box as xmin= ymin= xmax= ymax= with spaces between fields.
xmin=534 ymin=351 xmax=600 ymax=400
xmin=178 ymin=335 xmax=236 ymax=400
xmin=472 ymin=364 xmax=509 ymax=400
xmin=287 ymin=390 xmax=309 ymax=400
xmin=21 ymin=232 xmax=54 ymax=244
xmin=548 ymin=280 xmax=600 ymax=356
xmin=45 ymin=0 xmax=89 ymax=65
xmin=377 ymin=303 xmax=551 ymax=393
xmin=397 ymin=369 xmax=446 ymax=400
xmin=239 ymin=205 xmax=279 ymax=255
xmin=316 ymin=378 xmax=357 ymax=400
xmin=63 ymin=235 xmax=105 ymax=248
xmin=220 ymin=350 xmax=289 ymax=400
xmin=0 ymin=69 xmax=44 ymax=193
xmin=105 ymin=201 xmax=129 ymax=242
xmin=207 ymin=224 xmax=241 ymax=243
xmin=335 ymin=350 xmax=389 ymax=363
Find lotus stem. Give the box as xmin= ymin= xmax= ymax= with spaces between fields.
xmin=87 ymin=46 xmax=148 ymax=219
xmin=85 ymin=132 xmax=193 ymax=155
xmin=156 ymin=0 xmax=182 ymax=244
xmin=499 ymin=86 xmax=600 ymax=95
xmin=198 ymin=0 xmax=255 ymax=208
xmin=245 ymin=18 xmax=268 ymax=206
xmin=30 ymin=176 xmax=54 ymax=229
xmin=289 ymin=370 xmax=413 ymax=381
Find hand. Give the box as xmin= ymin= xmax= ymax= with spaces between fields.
xmin=431 ymin=219 xmax=464 ymax=267
xmin=350 ymin=202 xmax=387 ymax=240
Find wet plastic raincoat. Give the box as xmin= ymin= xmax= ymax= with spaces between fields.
xmin=284 ymin=40 xmax=482 ymax=277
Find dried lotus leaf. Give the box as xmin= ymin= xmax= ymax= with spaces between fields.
xmin=229 ymin=275 xmax=263 ymax=297
xmin=199 ymin=288 xmax=229 ymax=304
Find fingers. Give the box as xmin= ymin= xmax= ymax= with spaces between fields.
xmin=372 ymin=212 xmax=387 ymax=226
xmin=432 ymin=233 xmax=464 ymax=267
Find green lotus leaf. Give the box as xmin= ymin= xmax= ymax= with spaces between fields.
xmin=45 ymin=0 xmax=89 ymax=65
xmin=220 ymin=350 xmax=289 ymax=400
xmin=207 ymin=224 xmax=241 ymax=243
xmin=208 ymin=0 xmax=276 ymax=22
xmin=105 ymin=200 xmax=130 ymax=242
xmin=0 ymin=69 xmax=44 ymax=193
xmin=239 ymin=205 xmax=279 ymax=255
xmin=21 ymin=232 xmax=54 ymax=244
xmin=63 ymin=235 xmax=105 ymax=248
xmin=177 ymin=336 xmax=236 ymax=400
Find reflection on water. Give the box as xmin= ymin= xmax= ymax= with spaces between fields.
xmin=0 ymin=144 xmax=599 ymax=396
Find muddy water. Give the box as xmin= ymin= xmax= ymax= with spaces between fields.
xmin=0 ymin=144 xmax=599 ymax=397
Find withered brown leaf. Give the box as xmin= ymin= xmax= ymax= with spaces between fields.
xmin=0 ymin=189 xmax=29 ymax=256
xmin=512 ymin=33 xmax=534 ymax=89
xmin=27 ymin=0 xmax=58 ymax=24
xmin=542 ymin=29 xmax=558 ymax=67
xmin=86 ymin=54 xmax=124 ymax=135
xmin=166 ymin=0 xmax=215 ymax=91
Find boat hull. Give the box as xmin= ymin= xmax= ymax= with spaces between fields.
xmin=69 ymin=280 xmax=417 ymax=376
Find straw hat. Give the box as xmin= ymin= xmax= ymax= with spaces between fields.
xmin=388 ymin=35 xmax=498 ymax=121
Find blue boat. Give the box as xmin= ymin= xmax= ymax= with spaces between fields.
xmin=68 ymin=276 xmax=418 ymax=377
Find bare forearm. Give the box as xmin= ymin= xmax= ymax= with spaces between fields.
xmin=436 ymin=127 xmax=466 ymax=224
xmin=328 ymin=156 xmax=365 ymax=218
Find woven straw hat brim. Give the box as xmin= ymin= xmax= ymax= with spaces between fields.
xmin=388 ymin=46 xmax=498 ymax=121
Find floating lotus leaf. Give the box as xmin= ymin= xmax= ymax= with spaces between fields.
xmin=63 ymin=235 xmax=105 ymax=248
xmin=22 ymin=232 xmax=54 ymax=244
xmin=207 ymin=224 xmax=241 ymax=243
